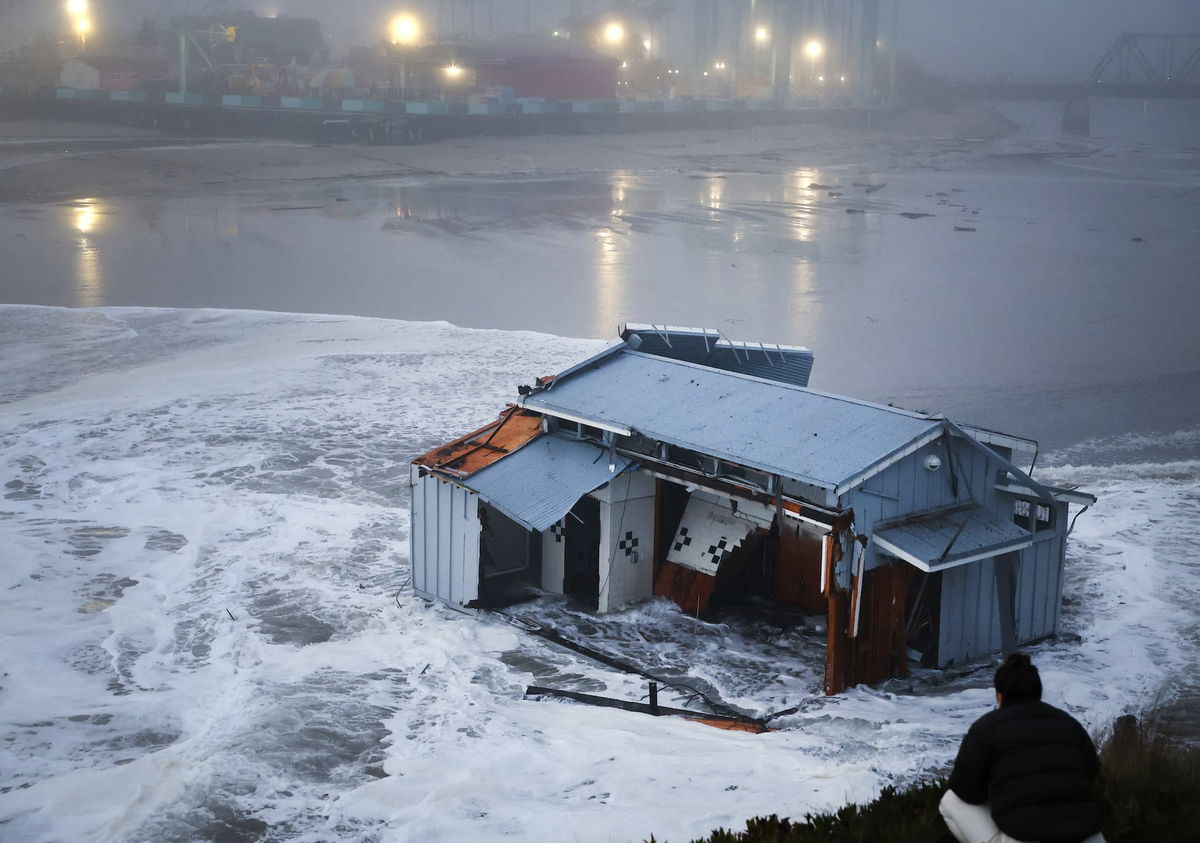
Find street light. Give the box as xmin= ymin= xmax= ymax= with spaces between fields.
xmin=66 ymin=0 xmax=87 ymax=15
xmin=755 ymin=25 xmax=769 ymax=45
xmin=75 ymin=16 xmax=91 ymax=51
xmin=389 ymin=13 xmax=421 ymax=46
xmin=603 ymin=22 xmax=624 ymax=46
xmin=805 ymin=39 xmax=823 ymax=82
xmin=444 ymin=64 xmax=463 ymax=78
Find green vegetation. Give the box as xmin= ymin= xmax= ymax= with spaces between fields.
xmin=661 ymin=714 xmax=1200 ymax=843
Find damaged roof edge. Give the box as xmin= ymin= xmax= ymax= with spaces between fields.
xmin=411 ymin=406 xmax=544 ymax=477
xmin=535 ymin=341 xmax=628 ymax=392
xmin=833 ymin=425 xmax=946 ymax=497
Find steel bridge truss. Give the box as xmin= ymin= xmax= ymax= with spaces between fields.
xmin=1087 ymin=33 xmax=1200 ymax=88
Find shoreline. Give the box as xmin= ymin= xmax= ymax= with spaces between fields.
xmin=0 ymin=102 xmax=1017 ymax=205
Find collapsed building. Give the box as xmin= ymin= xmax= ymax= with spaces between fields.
xmin=410 ymin=325 xmax=1094 ymax=694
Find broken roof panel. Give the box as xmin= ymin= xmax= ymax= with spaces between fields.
xmin=523 ymin=350 xmax=940 ymax=491
xmin=621 ymin=324 xmax=814 ymax=389
xmin=462 ymin=435 xmax=635 ymax=532
xmin=873 ymin=505 xmax=1035 ymax=573
xmin=412 ymin=408 xmax=543 ymax=478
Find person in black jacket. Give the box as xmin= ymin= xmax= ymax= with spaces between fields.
xmin=939 ymin=652 xmax=1106 ymax=843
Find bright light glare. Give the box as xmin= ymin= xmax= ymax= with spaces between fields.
xmin=603 ymin=22 xmax=624 ymax=45
xmin=755 ymin=26 xmax=769 ymax=43
xmin=66 ymin=0 xmax=87 ymax=16
xmin=642 ymin=38 xmax=652 ymax=51
xmin=389 ymin=13 xmax=420 ymax=46
xmin=804 ymin=40 xmax=823 ymax=59
xmin=74 ymin=17 xmax=92 ymax=35
xmin=74 ymin=202 xmax=96 ymax=233
xmin=444 ymin=64 xmax=463 ymax=78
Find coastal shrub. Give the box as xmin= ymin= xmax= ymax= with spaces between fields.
xmin=672 ymin=714 xmax=1200 ymax=843
xmin=1095 ymin=714 xmax=1200 ymax=842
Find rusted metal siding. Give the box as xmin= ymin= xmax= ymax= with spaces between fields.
xmin=410 ymin=471 xmax=480 ymax=608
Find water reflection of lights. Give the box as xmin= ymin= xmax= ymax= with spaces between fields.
xmin=74 ymin=200 xmax=98 ymax=234
xmin=707 ymin=178 xmax=723 ymax=210
xmin=594 ymin=226 xmax=627 ymax=334
xmin=70 ymin=199 xmax=104 ymax=307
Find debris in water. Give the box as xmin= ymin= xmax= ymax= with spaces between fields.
xmin=899 ymin=211 xmax=934 ymax=219
xmin=954 ymin=226 xmax=977 ymax=232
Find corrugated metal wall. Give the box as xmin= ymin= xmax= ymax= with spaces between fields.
xmin=411 ymin=472 xmax=481 ymax=608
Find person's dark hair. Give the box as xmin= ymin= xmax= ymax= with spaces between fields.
xmin=994 ymin=652 xmax=1042 ymax=705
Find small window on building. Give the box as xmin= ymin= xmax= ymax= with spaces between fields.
xmin=1013 ymin=498 xmax=1054 ymax=531
xmin=1013 ymin=498 xmax=1032 ymax=530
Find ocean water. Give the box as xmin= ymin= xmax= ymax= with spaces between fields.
xmin=0 ymin=307 xmax=1196 ymax=842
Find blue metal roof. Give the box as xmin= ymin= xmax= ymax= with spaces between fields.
xmin=522 ymin=350 xmax=940 ymax=490
xmin=461 ymin=435 xmax=634 ymax=532
xmin=874 ymin=505 xmax=1035 ymax=572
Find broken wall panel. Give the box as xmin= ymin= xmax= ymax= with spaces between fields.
xmin=775 ymin=518 xmax=826 ymax=612
xmin=654 ymin=559 xmax=718 ymax=617
xmin=666 ymin=491 xmax=766 ymax=576
xmin=824 ymin=562 xmax=915 ymax=693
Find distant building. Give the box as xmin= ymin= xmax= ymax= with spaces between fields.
xmin=377 ymin=41 xmax=618 ymax=101
xmin=474 ymin=45 xmax=619 ymax=100
xmin=59 ymin=55 xmax=169 ymax=91
xmin=172 ymin=12 xmax=329 ymax=67
xmin=410 ymin=325 xmax=1095 ymax=694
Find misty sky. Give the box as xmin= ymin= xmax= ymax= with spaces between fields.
xmin=899 ymin=0 xmax=1200 ymax=81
